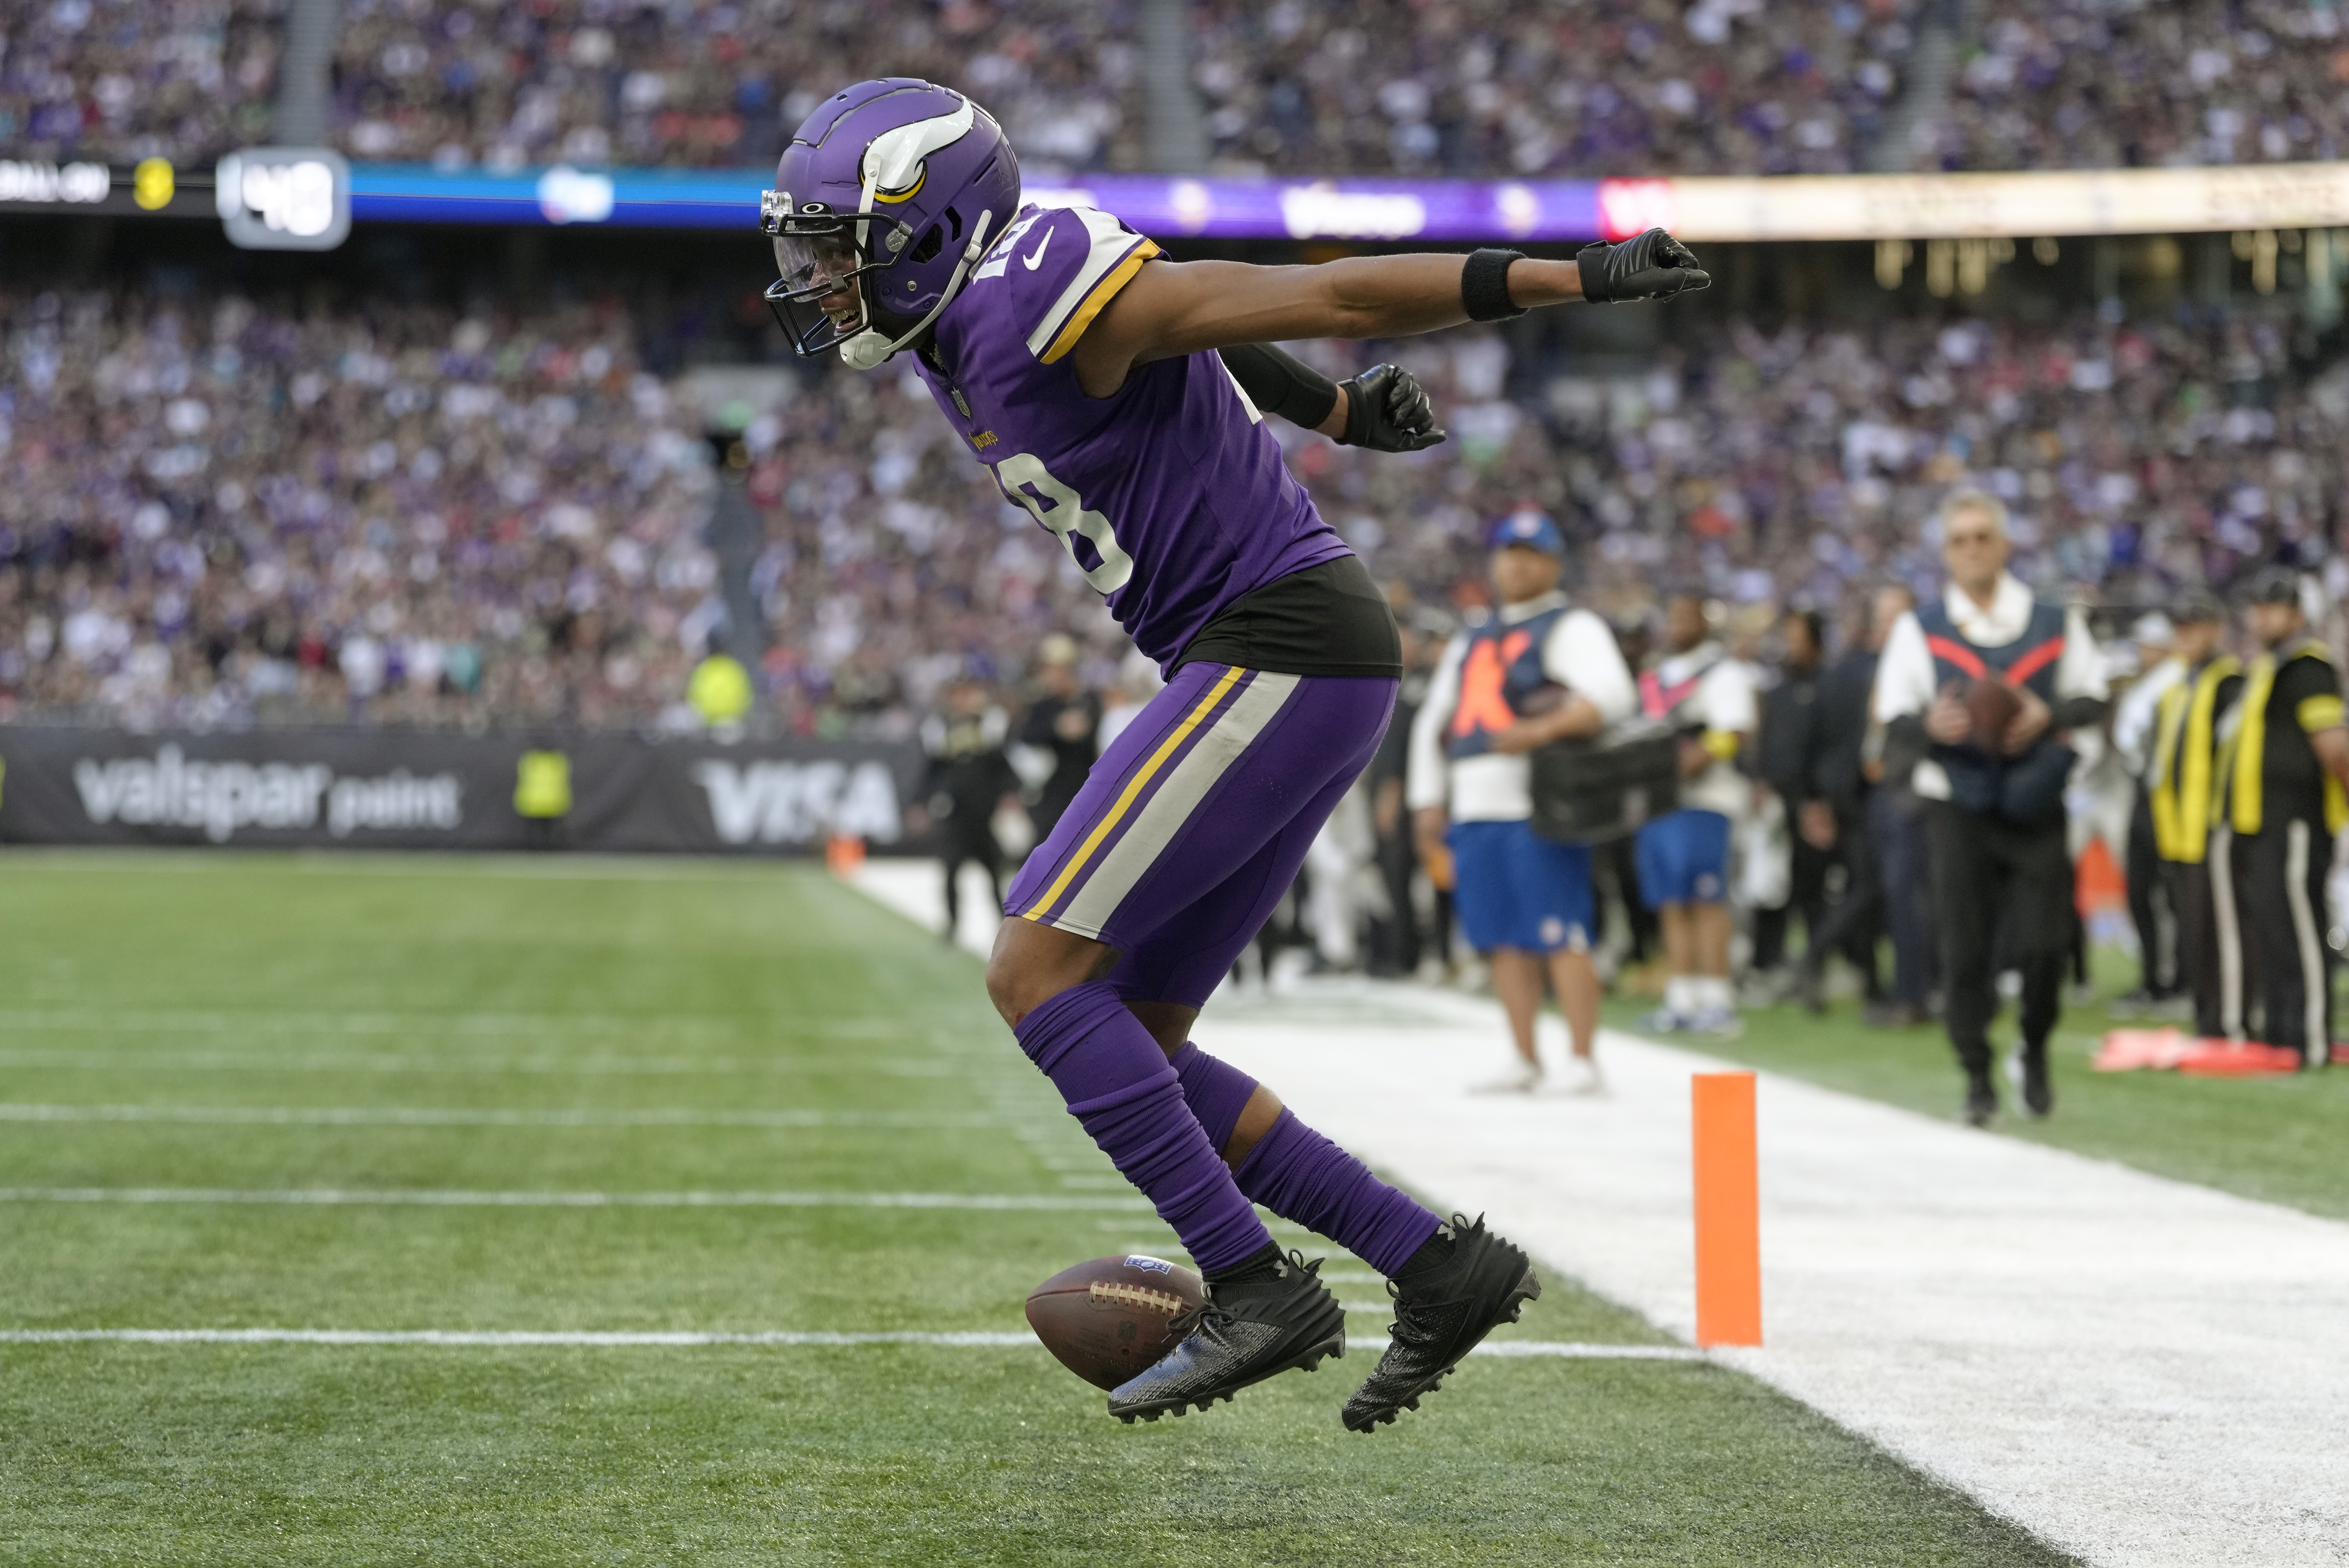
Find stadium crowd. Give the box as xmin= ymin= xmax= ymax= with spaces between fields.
xmin=328 ymin=0 xmax=1141 ymax=172
xmin=15 ymin=0 xmax=2349 ymax=180
xmin=1928 ymin=0 xmax=2349 ymax=172
xmin=6 ymin=284 xmax=2349 ymax=736
xmin=1189 ymin=0 xmax=1919 ymax=178
xmin=0 ymin=287 xmax=724 ymax=730
xmin=0 ymin=0 xmax=283 ymax=168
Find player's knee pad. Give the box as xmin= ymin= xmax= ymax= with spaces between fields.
xmin=1169 ymin=1041 xmax=1259 ymax=1154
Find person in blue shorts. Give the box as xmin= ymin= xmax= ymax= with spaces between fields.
xmin=1634 ymin=592 xmax=1759 ymax=1036
xmin=1407 ymin=510 xmax=1637 ymax=1094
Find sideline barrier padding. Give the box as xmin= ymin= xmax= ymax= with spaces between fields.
xmin=0 ymin=726 xmax=922 ymax=855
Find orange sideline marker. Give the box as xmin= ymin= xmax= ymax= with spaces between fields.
xmin=1691 ymin=1072 xmax=1761 ymax=1348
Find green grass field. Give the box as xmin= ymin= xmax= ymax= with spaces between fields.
xmin=1617 ymin=956 xmax=2349 ymax=1222
xmin=0 ymin=851 xmax=2072 ymax=1566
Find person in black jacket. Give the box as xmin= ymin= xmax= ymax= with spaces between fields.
xmin=1750 ymin=608 xmax=1829 ymax=987
xmin=1016 ymin=633 xmax=1101 ymax=845
xmin=920 ymin=675 xmax=1018 ymax=944
xmin=1791 ymin=597 xmax=1894 ymax=1013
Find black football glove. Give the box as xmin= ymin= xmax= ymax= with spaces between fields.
xmin=1575 ymin=227 xmax=1710 ymax=304
xmin=1339 ymin=362 xmax=1447 ymax=452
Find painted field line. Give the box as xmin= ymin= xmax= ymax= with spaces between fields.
xmin=0 ymin=1050 xmax=956 ymax=1078
xmin=0 ymin=1327 xmax=1704 ymax=1360
xmin=0 ymin=1008 xmax=912 ymax=1040
xmin=0 ymin=1104 xmax=1005 ymax=1130
xmin=0 ymin=1186 xmax=1152 ymax=1211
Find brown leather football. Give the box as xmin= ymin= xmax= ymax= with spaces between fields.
xmin=1965 ymin=675 xmax=2023 ymax=750
xmin=1025 ymin=1254 xmax=1205 ymax=1390
xmin=1513 ymin=681 xmax=1572 ymax=717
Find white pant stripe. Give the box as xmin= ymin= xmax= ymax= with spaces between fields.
xmin=2284 ymin=819 xmax=2325 ymax=1062
xmin=1053 ymin=671 xmax=1300 ymax=938
xmin=2211 ymin=825 xmax=2243 ymax=1041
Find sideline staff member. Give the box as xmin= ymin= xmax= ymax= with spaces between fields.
xmin=2146 ymin=592 xmax=2243 ymax=1043
xmin=1873 ymin=493 xmax=2108 ymax=1125
xmin=1408 ymin=511 xmax=1637 ymax=1094
xmin=2224 ymin=568 xmax=2349 ymax=1068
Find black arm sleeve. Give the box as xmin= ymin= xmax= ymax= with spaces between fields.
xmin=2053 ymin=695 xmax=2107 ymax=732
xmin=1217 ymin=342 xmax=1339 ymax=431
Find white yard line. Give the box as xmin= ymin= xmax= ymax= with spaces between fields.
xmin=0 ymin=1327 xmax=1701 ymax=1359
xmin=0 ymin=1104 xmax=1005 ymax=1130
xmin=0 ymin=1187 xmax=1150 ymax=1211
xmin=847 ymin=862 xmax=2349 ymax=1567
xmin=0 ymin=1008 xmax=905 ymax=1038
xmin=0 ymin=1049 xmax=955 ymax=1077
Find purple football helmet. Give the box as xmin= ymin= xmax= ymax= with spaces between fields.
xmin=760 ymin=79 xmax=1020 ymax=370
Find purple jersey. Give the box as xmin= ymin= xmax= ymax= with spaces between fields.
xmin=914 ymin=202 xmax=1352 ymax=670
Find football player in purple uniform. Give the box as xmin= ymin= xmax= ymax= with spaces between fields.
xmin=760 ymin=79 xmax=1708 ymax=1428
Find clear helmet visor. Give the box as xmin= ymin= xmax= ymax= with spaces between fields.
xmin=771 ymin=230 xmax=864 ymax=302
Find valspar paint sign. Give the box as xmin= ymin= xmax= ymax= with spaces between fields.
xmin=71 ymin=745 xmax=462 ymax=843
xmin=0 ymin=727 xmax=923 ymax=854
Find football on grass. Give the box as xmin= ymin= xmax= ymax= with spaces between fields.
xmin=1025 ymin=1254 xmax=1205 ymax=1390
xmin=1965 ymin=676 xmax=2023 ymax=750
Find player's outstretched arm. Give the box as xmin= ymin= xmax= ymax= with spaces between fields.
xmin=1217 ymin=343 xmax=1446 ymax=451
xmin=1075 ymin=230 xmax=1707 ymax=398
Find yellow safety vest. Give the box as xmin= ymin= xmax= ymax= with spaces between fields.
xmin=514 ymin=750 xmax=573 ymax=820
xmin=2149 ymin=654 xmax=2238 ymax=863
xmin=2228 ymin=640 xmax=2349 ymax=836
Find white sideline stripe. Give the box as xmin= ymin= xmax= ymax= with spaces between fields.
xmin=0 ymin=1327 xmax=1702 ymax=1360
xmin=1182 ymin=975 xmax=2349 ymax=1568
xmin=0 ymin=1187 xmax=1152 ymax=1211
xmin=0 ymin=1104 xmax=1006 ymax=1130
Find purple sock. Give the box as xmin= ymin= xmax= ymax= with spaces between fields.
xmin=1169 ymin=1041 xmax=1260 ymax=1155
xmin=1013 ymin=983 xmax=1271 ymax=1274
xmin=1178 ymin=1043 xmax=1443 ymax=1278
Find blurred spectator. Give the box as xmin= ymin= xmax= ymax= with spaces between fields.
xmin=1925 ymin=0 xmax=2349 ymax=172
xmin=1014 ymin=631 xmax=1099 ymax=842
xmin=330 ymin=0 xmax=1139 ymax=173
xmin=1749 ymin=606 xmax=1828 ymax=989
xmin=1792 ymin=587 xmax=1896 ymax=1013
xmin=1190 ymin=0 xmax=1918 ymax=178
xmin=919 ymin=673 xmax=1015 ymax=943
xmin=0 ymin=0 xmax=283 ymax=166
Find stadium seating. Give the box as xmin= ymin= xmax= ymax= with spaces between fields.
xmin=0 ymin=0 xmax=284 ymax=166
xmin=1924 ymin=0 xmax=2349 ymax=171
xmin=5 ymin=284 xmax=2345 ymax=733
xmin=1189 ymin=0 xmax=1919 ymax=177
xmin=328 ymin=0 xmax=1142 ymax=172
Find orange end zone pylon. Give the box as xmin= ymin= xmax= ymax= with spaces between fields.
xmin=1692 ymin=1071 xmax=1761 ymax=1348
xmin=824 ymin=834 xmax=866 ymax=877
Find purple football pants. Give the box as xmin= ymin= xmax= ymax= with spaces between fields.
xmin=1007 ymin=665 xmax=1441 ymax=1275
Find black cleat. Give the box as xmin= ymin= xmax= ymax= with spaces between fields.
xmin=1106 ymin=1250 xmax=1346 ymax=1424
xmin=1963 ymin=1074 xmax=1998 ymax=1128
xmin=2019 ymin=1047 xmax=2052 ymax=1119
xmin=1343 ymin=1214 xmax=1539 ymax=1433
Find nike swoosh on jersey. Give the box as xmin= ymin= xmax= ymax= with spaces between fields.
xmin=1022 ymin=230 xmax=1053 ymax=270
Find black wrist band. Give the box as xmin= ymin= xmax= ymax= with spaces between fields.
xmin=1461 ymin=248 xmax=1526 ymax=322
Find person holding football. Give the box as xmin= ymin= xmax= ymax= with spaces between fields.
xmin=1871 ymin=492 xmax=2109 ymax=1126
xmin=759 ymin=79 xmax=1708 ymax=1428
